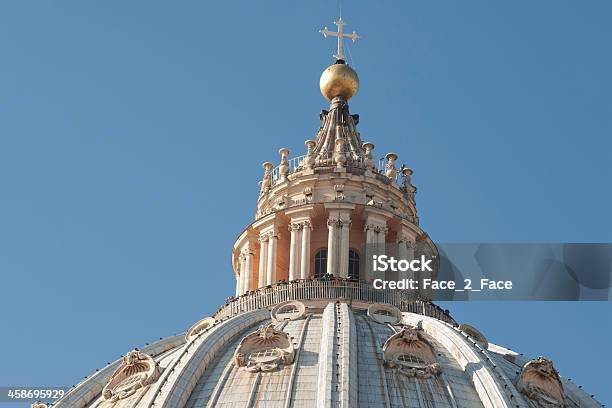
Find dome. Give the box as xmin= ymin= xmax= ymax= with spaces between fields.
xmin=46 ymin=17 xmax=603 ymax=408
xmin=52 ymin=293 xmax=602 ymax=408
xmin=320 ymin=61 xmax=359 ymax=100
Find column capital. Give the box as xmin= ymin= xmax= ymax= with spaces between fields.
xmin=364 ymin=223 xmax=388 ymax=234
xmin=240 ymin=247 xmax=255 ymax=257
xmin=289 ymin=222 xmax=303 ymax=231
xmin=396 ymin=233 xmax=415 ymax=244
xmin=289 ymin=219 xmax=313 ymax=231
xmin=327 ymin=216 xmax=351 ymax=228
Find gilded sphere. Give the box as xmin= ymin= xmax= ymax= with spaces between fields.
xmin=320 ymin=63 xmax=359 ymax=101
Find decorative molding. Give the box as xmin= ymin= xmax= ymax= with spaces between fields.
xmin=234 ymin=324 xmax=295 ymax=372
xmin=517 ymin=357 xmax=566 ymax=408
xmin=382 ymin=326 xmax=441 ymax=378
xmin=101 ymin=350 xmax=161 ymax=402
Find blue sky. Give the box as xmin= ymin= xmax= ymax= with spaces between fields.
xmin=0 ymin=1 xmax=610 ymax=405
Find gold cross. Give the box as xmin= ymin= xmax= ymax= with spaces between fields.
xmin=320 ymin=17 xmax=360 ymax=61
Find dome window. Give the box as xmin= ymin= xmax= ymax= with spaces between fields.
xmin=375 ymin=309 xmax=393 ymax=317
xmin=383 ymin=326 xmax=441 ymax=378
xmin=396 ymin=353 xmax=428 ymax=367
xmin=279 ymin=305 xmax=299 ymax=314
xmin=314 ymin=249 xmax=328 ymax=278
xmin=367 ymin=304 xmax=402 ymax=325
xmin=249 ymin=348 xmax=282 ymax=363
xmin=185 ymin=317 xmax=216 ymax=341
xmin=234 ymin=324 xmax=295 ymax=372
xmin=348 ymin=249 xmax=360 ymax=279
xmin=271 ymin=300 xmax=307 ymax=322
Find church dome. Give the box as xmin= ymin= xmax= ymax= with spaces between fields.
xmin=46 ymin=16 xmax=603 ymax=408
xmin=52 ymin=296 xmax=601 ymax=408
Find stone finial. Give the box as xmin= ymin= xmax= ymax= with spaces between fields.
xmin=260 ymin=162 xmax=273 ymax=193
xmin=401 ymin=166 xmax=415 ymax=190
xmin=304 ymin=140 xmax=316 ymax=169
xmin=278 ymin=148 xmax=290 ymax=181
xmin=385 ymin=152 xmax=398 ymax=179
xmin=362 ymin=142 xmax=375 ymax=171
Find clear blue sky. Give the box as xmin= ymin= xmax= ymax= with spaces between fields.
xmin=1 ymin=1 xmax=610 ymax=405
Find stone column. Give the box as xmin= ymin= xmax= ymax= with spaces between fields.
xmin=238 ymin=254 xmax=246 ymax=295
xmin=258 ymin=235 xmax=268 ymax=288
xmin=364 ymin=224 xmax=378 ymax=283
xmin=397 ymin=236 xmax=415 ymax=282
xmin=266 ymin=232 xmax=278 ymax=285
xmin=288 ymin=222 xmax=302 ymax=281
xmin=339 ymin=218 xmax=351 ymax=278
xmin=300 ymin=220 xmax=312 ymax=279
xmin=363 ymin=211 xmax=389 ymax=282
xmin=235 ymin=273 xmax=240 ymax=297
xmin=326 ymin=217 xmax=338 ymax=276
xmin=243 ymin=248 xmax=254 ymax=293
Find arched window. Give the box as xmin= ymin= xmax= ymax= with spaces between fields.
xmin=348 ymin=249 xmax=360 ymax=280
xmin=314 ymin=249 xmax=327 ymax=278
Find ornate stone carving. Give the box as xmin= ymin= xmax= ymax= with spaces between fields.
xmin=367 ymin=303 xmax=402 ymax=325
xmin=328 ymin=217 xmax=350 ymax=228
xmin=289 ymin=220 xmax=311 ymax=232
xmin=234 ymin=324 xmax=295 ymax=372
xmin=334 ymin=184 xmax=345 ymax=201
xmin=289 ymin=222 xmax=303 ymax=231
xmin=364 ymin=188 xmax=374 ymax=203
xmin=271 ymin=300 xmax=307 ymax=323
xmin=31 ymin=403 xmax=48 ymax=408
xmin=517 ymin=357 xmax=566 ymax=408
xmin=101 ymin=351 xmax=161 ymax=402
xmin=382 ymin=326 xmax=441 ymax=378
xmin=186 ymin=317 xmax=216 ymax=340
xmin=275 ymin=194 xmax=288 ymax=209
xmin=364 ymin=223 xmax=388 ymax=234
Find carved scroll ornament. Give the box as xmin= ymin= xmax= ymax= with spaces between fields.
xmin=101 ymin=350 xmax=161 ymax=402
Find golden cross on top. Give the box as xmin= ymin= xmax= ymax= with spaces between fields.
xmin=320 ymin=17 xmax=360 ymax=61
